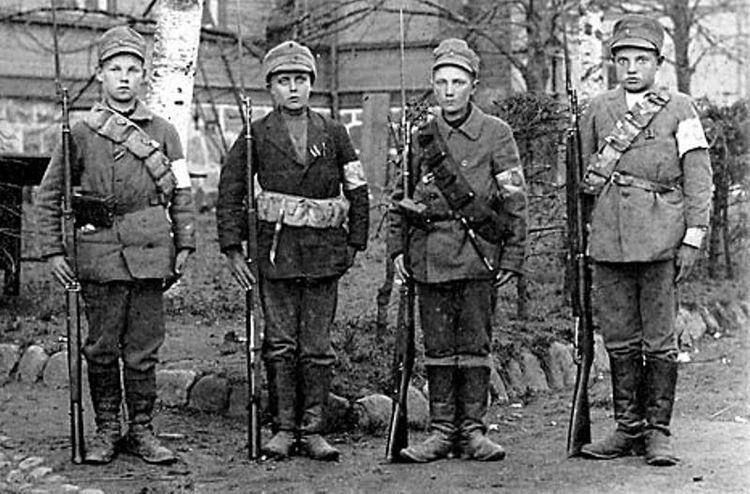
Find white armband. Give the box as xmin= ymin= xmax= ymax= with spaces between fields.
xmin=343 ymin=160 xmax=367 ymax=190
xmin=682 ymin=227 xmax=707 ymax=248
xmin=676 ymin=117 xmax=709 ymax=157
xmin=494 ymin=166 xmax=526 ymax=195
xmin=171 ymin=158 xmax=192 ymax=188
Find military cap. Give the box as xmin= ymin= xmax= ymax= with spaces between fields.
xmin=610 ymin=15 xmax=664 ymax=54
xmin=262 ymin=41 xmax=317 ymax=83
xmin=432 ymin=38 xmax=480 ymax=77
xmin=97 ymin=25 xmax=146 ymax=64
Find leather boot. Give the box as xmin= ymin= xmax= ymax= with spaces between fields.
xmin=298 ymin=363 xmax=340 ymax=461
xmin=456 ymin=366 xmax=505 ymax=461
xmin=261 ymin=360 xmax=297 ymax=459
xmin=400 ymin=366 xmax=456 ymax=463
xmin=644 ymin=358 xmax=679 ymax=466
xmin=122 ymin=369 xmax=176 ymax=464
xmin=85 ymin=364 xmax=122 ymax=465
xmin=581 ymin=354 xmax=645 ymax=460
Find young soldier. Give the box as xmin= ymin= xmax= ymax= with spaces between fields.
xmin=388 ymin=38 xmax=528 ymax=463
xmin=216 ymin=41 xmax=369 ymax=461
xmin=36 ymin=26 xmax=195 ymax=464
xmin=578 ymin=15 xmax=712 ymax=466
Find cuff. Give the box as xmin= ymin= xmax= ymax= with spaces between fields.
xmin=682 ymin=227 xmax=707 ymax=249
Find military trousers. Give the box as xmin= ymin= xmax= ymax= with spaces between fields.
xmin=259 ymin=276 xmax=337 ymax=367
xmin=417 ymin=279 xmax=493 ymax=368
xmin=593 ymin=260 xmax=678 ymax=362
xmin=81 ymin=279 xmax=165 ymax=372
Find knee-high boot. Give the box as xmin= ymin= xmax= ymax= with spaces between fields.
xmin=121 ymin=368 xmax=176 ymax=464
xmin=298 ymin=363 xmax=340 ymax=461
xmin=456 ymin=366 xmax=505 ymax=461
xmin=85 ymin=363 xmax=122 ymax=464
xmin=644 ymin=358 xmax=679 ymax=466
xmin=581 ymin=354 xmax=645 ymax=459
xmin=400 ymin=366 xmax=456 ymax=463
xmin=261 ymin=360 xmax=297 ymax=459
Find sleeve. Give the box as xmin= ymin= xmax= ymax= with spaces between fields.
xmin=681 ymin=147 xmax=712 ymax=243
xmin=491 ymin=121 xmax=528 ymax=274
xmin=162 ymin=121 xmax=191 ymax=189
xmin=676 ymin=97 xmax=712 ymax=247
xmin=35 ymin=128 xmax=84 ymax=258
xmin=579 ymin=100 xmax=598 ymax=158
xmin=216 ymin=129 xmax=250 ymax=254
xmin=335 ymin=122 xmax=369 ymax=250
xmin=163 ymin=122 xmax=195 ymax=251
xmin=676 ymin=99 xmax=709 ymax=157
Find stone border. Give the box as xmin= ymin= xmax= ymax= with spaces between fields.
xmin=1 ymin=300 xmax=747 ymax=435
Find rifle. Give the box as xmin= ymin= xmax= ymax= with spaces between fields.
xmin=563 ymin=34 xmax=595 ymax=458
xmin=386 ymin=6 xmax=416 ymax=463
xmin=235 ymin=3 xmax=261 ymax=459
xmin=51 ymin=0 xmax=85 ymax=464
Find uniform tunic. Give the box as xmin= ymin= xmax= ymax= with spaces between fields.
xmin=36 ymin=100 xmax=195 ymax=372
xmin=388 ymin=104 xmax=528 ymax=367
xmin=217 ymin=108 xmax=369 ymax=366
xmin=580 ymin=86 xmax=712 ymax=359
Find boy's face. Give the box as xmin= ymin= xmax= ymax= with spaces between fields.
xmin=268 ymin=71 xmax=312 ymax=112
xmin=96 ymin=53 xmax=144 ymax=106
xmin=432 ymin=65 xmax=477 ymax=120
xmin=613 ymin=47 xmax=661 ymax=93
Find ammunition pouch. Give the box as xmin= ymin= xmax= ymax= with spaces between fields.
xmin=73 ymin=191 xmax=116 ymax=228
xmin=256 ymin=190 xmax=349 ymax=229
xmin=85 ymin=105 xmax=176 ymax=201
xmin=417 ymin=121 xmax=512 ymax=243
xmin=582 ymin=90 xmax=670 ymax=195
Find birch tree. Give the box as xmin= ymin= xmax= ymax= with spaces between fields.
xmin=144 ymin=0 xmax=204 ymax=150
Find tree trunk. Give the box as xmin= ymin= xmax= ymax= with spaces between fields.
xmin=665 ymin=0 xmax=693 ymax=94
xmin=144 ymin=0 xmax=205 ymax=151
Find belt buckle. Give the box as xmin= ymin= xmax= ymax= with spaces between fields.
xmin=611 ymin=171 xmax=630 ymax=186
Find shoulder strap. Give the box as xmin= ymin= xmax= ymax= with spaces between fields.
xmin=85 ymin=105 xmax=176 ymax=200
xmin=582 ymin=90 xmax=670 ymax=194
xmin=416 ymin=119 xmax=511 ymax=244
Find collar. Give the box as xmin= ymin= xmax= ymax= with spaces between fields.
xmin=91 ymin=99 xmax=154 ymax=122
xmin=264 ymin=108 xmax=327 ymax=165
xmin=436 ymin=102 xmax=483 ymax=141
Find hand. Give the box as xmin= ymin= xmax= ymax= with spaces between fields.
xmin=494 ymin=269 xmax=517 ymax=288
xmin=675 ymin=244 xmax=700 ymax=283
xmin=393 ymin=253 xmax=410 ymax=283
xmin=48 ymin=254 xmax=77 ymax=288
xmin=226 ymin=249 xmax=256 ymax=291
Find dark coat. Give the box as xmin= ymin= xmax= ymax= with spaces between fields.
xmin=388 ymin=104 xmax=528 ymax=283
xmin=36 ymin=100 xmax=196 ymax=282
xmin=216 ymin=109 xmax=369 ymax=279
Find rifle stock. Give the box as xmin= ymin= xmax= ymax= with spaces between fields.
xmin=51 ymin=0 xmax=85 ymax=464
xmin=564 ymin=40 xmax=595 ymax=457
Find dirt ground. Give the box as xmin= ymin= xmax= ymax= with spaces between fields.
xmin=2 ymin=212 xmax=748 ymax=493
xmin=0 ymin=312 xmax=747 ymax=494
